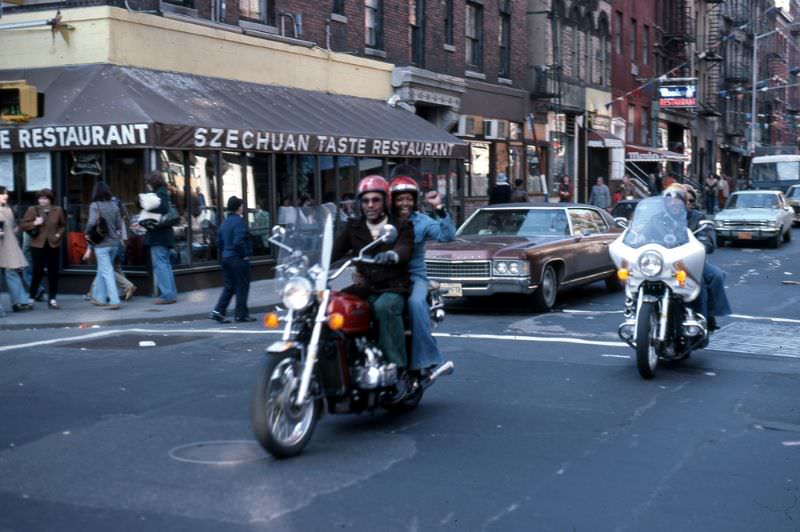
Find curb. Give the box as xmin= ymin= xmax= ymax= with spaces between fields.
xmin=0 ymin=303 xmax=278 ymax=331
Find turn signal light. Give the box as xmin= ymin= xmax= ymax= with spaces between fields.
xmin=263 ymin=312 xmax=280 ymax=329
xmin=328 ymin=312 xmax=345 ymax=331
xmin=617 ymin=268 xmax=629 ymax=281
xmin=674 ymin=269 xmax=687 ymax=287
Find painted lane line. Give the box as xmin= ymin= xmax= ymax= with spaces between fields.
xmin=729 ymin=314 xmax=800 ymax=325
xmin=601 ymin=354 xmax=631 ymax=359
xmin=433 ymin=332 xmax=627 ymax=348
xmin=0 ymin=329 xmax=120 ymax=353
xmin=562 ymin=309 xmax=624 ymax=315
xmin=781 ymin=441 xmax=800 ymax=447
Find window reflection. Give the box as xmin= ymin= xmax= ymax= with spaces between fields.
xmin=190 ymin=152 xmax=219 ymax=263
xmin=158 ymin=150 xmax=190 ymax=267
xmin=246 ymin=153 xmax=272 ymax=257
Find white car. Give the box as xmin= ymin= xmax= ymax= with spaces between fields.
xmin=714 ymin=190 xmax=794 ymax=248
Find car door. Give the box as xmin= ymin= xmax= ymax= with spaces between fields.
xmin=567 ymin=208 xmax=613 ymax=278
xmin=778 ymin=193 xmax=793 ymax=229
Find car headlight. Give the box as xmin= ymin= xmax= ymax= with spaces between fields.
xmin=766 ymin=219 xmax=778 ymax=227
xmin=638 ymin=251 xmax=663 ymax=278
xmin=282 ymin=277 xmax=313 ymax=310
xmin=493 ymin=260 xmax=529 ymax=276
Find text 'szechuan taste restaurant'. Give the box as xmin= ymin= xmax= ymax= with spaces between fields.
xmin=0 ymin=64 xmax=467 ymax=292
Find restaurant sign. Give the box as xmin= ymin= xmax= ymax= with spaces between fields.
xmin=0 ymin=123 xmax=151 ymax=151
xmin=191 ymin=127 xmax=461 ymax=158
xmin=657 ymin=85 xmax=697 ymax=109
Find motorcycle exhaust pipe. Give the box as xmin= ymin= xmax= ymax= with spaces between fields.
xmin=422 ymin=361 xmax=455 ymax=388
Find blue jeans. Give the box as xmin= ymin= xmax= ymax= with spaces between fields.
xmin=214 ymin=256 xmax=250 ymax=319
xmin=1 ymin=268 xmax=29 ymax=307
xmin=150 ymin=246 xmax=177 ymax=302
xmin=368 ymin=292 xmax=407 ymax=367
xmin=409 ymin=275 xmax=443 ymax=370
xmin=694 ymin=262 xmax=731 ymax=320
xmin=92 ymin=246 xmax=120 ymax=305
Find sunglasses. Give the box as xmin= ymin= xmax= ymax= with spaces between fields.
xmin=361 ymin=196 xmax=383 ymax=205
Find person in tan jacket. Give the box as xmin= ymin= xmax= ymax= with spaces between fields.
xmin=21 ymin=188 xmax=66 ymax=309
xmin=0 ymin=186 xmax=33 ymax=313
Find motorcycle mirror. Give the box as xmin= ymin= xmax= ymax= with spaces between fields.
xmin=271 ymin=225 xmax=286 ymax=240
xmin=379 ymin=224 xmax=398 ymax=245
xmin=613 ymin=217 xmax=629 ymax=229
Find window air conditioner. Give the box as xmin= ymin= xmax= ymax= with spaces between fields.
xmin=456 ymin=115 xmax=482 ymax=137
xmin=484 ymin=119 xmax=508 ymax=140
xmin=631 ymin=63 xmax=639 ymax=76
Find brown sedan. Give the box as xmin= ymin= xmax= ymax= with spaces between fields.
xmin=425 ymin=203 xmax=624 ymax=311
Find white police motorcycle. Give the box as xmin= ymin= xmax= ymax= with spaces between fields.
xmin=609 ymin=196 xmax=714 ymax=379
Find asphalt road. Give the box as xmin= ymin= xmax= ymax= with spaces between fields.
xmin=1 ymin=228 xmax=799 ymax=531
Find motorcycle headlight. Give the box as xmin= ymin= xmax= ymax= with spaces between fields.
xmin=282 ymin=277 xmax=313 ymax=310
xmin=638 ymin=251 xmax=663 ymax=278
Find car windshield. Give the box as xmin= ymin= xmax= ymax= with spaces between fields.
xmin=786 ymin=187 xmax=800 ymax=199
xmin=725 ymin=193 xmax=779 ymax=209
xmin=458 ymin=209 xmax=570 ymax=237
xmin=622 ymin=196 xmax=689 ymax=249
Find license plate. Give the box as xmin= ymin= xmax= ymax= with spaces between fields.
xmin=737 ymin=232 xmax=752 ymax=240
xmin=439 ymin=282 xmax=463 ymax=298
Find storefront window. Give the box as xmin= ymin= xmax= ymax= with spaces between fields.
xmin=64 ymin=151 xmax=102 ymax=268
xmin=276 ymin=154 xmax=294 ymax=223
xmin=468 ymin=142 xmax=489 ymax=196
xmin=246 ymin=153 xmax=272 ymax=257
xmin=190 ymin=152 xmax=219 ymax=263
xmin=158 ymin=151 xmax=190 ymax=267
xmin=338 ymin=156 xmax=358 ymax=222
xmin=297 ymin=155 xmax=316 ymax=206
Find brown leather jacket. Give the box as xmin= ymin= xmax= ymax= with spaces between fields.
xmin=332 ymin=215 xmax=414 ymax=295
xmin=21 ymin=205 xmax=66 ymax=249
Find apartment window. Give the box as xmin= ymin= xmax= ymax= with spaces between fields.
xmin=333 ymin=0 xmax=345 ymax=15
xmin=615 ymin=11 xmax=622 ymax=54
xmin=164 ymin=0 xmax=194 ymax=7
xmin=572 ymin=28 xmax=580 ymax=79
xmin=584 ymin=32 xmax=591 ymax=82
xmin=643 ymin=25 xmax=649 ymax=65
xmin=444 ymin=0 xmax=454 ymax=45
xmin=410 ymin=0 xmax=425 ymax=65
xmin=466 ymin=2 xmax=483 ymax=70
xmin=498 ymin=1 xmax=511 ymax=77
xmin=630 ymin=19 xmax=637 ymax=62
xmin=365 ymin=0 xmax=383 ymax=49
xmin=239 ymin=0 xmax=273 ymax=24
xmin=641 ymin=107 xmax=649 ymax=144
xmin=627 ymin=104 xmax=635 ymax=143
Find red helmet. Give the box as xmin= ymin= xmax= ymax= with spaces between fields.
xmin=389 ymin=175 xmax=419 ymax=204
xmin=357 ymin=175 xmax=389 ymax=198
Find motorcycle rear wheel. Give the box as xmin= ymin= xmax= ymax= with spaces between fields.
xmin=251 ymin=355 xmax=321 ymax=459
xmin=635 ymin=301 xmax=659 ymax=379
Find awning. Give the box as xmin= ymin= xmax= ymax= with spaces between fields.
xmin=625 ymin=144 xmax=689 ymax=162
xmin=0 ymin=64 xmax=466 ymax=158
xmin=587 ymin=129 xmax=624 ymax=148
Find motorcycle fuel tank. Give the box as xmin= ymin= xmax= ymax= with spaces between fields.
xmin=328 ymin=291 xmax=372 ymax=334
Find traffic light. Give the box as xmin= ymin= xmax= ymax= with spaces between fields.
xmin=0 ymin=81 xmax=38 ymax=122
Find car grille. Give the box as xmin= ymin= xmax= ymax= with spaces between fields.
xmin=717 ymin=220 xmax=771 ymax=228
xmin=426 ymin=260 xmax=491 ymax=279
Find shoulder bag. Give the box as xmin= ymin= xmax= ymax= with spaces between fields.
xmin=87 ymin=203 xmax=109 ymax=245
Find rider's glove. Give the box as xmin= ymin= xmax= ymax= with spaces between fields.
xmin=373 ymin=251 xmax=399 ymax=264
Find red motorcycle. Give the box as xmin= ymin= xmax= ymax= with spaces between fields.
xmin=251 ymin=206 xmax=453 ymax=458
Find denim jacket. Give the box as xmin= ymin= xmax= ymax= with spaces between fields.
xmin=409 ymin=210 xmax=456 ymax=280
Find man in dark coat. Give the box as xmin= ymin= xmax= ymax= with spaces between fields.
xmin=210 ymin=196 xmax=254 ymax=323
xmin=332 ymin=175 xmax=414 ymax=368
xmin=488 ymin=172 xmax=512 ymax=204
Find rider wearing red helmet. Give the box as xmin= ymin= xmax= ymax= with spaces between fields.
xmin=389 ymin=167 xmax=456 ymax=373
xmin=333 ymin=175 xmax=414 ymax=368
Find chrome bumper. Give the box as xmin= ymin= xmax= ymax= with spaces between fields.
xmin=429 ymin=276 xmax=537 ymax=296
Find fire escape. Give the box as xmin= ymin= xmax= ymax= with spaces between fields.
xmin=699 ymin=0 xmax=725 ymax=117
xmin=656 ymin=0 xmax=695 ymax=77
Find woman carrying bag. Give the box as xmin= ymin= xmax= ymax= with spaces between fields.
xmin=0 ymin=186 xmax=33 ymax=313
xmin=83 ymin=181 xmax=124 ymax=310
xmin=21 ymin=188 xmax=66 ymax=309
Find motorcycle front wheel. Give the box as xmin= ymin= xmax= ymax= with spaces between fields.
xmin=251 ymin=355 xmax=321 ymax=459
xmin=635 ymin=301 xmax=659 ymax=379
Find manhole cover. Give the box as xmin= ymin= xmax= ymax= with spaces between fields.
xmin=168 ymin=440 xmax=266 ymax=465
xmin=63 ymin=334 xmax=204 ymax=350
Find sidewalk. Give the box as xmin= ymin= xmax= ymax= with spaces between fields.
xmin=0 ymin=279 xmax=282 ymax=330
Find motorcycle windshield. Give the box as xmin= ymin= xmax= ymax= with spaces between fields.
xmin=622 ymin=196 xmax=689 ymax=249
xmin=275 ymin=205 xmax=335 ymax=292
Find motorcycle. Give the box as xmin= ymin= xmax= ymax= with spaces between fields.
xmin=251 ymin=206 xmax=454 ymax=458
xmin=608 ymin=196 xmax=715 ymax=379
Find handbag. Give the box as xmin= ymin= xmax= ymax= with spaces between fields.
xmin=86 ymin=204 xmax=109 ymax=245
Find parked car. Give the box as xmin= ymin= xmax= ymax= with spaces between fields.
xmin=610 ymin=199 xmax=640 ymax=221
xmin=714 ymin=190 xmax=794 ymax=248
xmin=424 ymin=203 xmax=624 ymax=311
xmin=785 ymin=184 xmax=800 ymax=225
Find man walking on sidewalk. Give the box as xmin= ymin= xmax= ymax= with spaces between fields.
xmin=209 ymin=197 xmax=255 ymax=324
